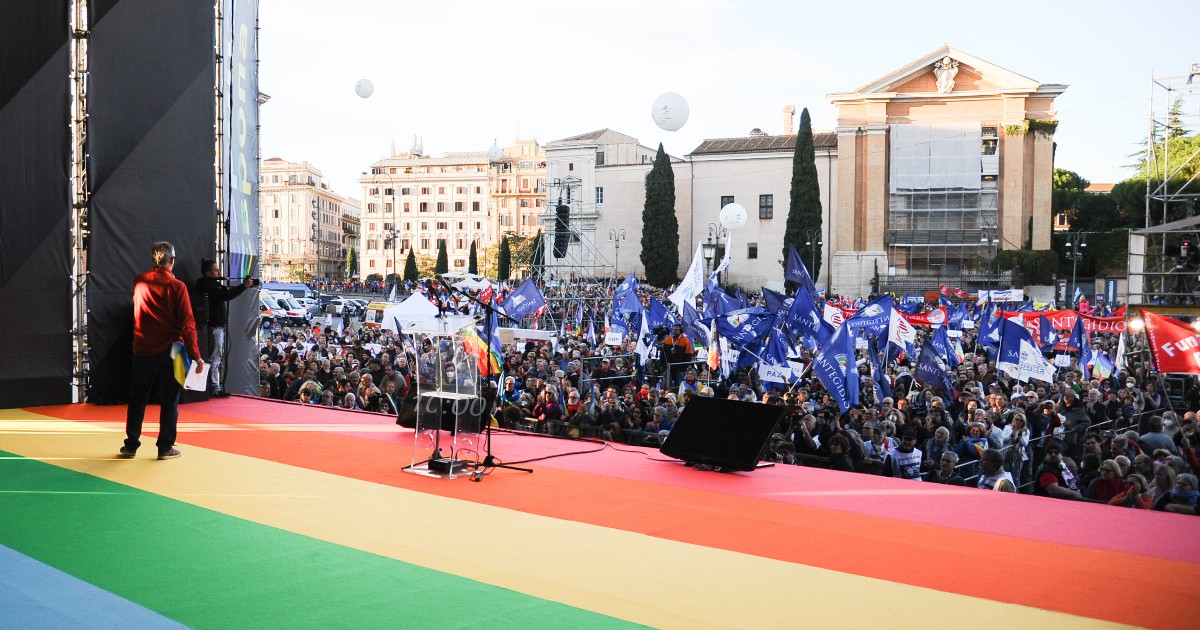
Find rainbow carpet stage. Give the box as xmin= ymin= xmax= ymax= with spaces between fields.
xmin=1 ymin=398 xmax=1197 ymax=629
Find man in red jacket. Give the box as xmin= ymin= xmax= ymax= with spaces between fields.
xmin=119 ymin=241 xmax=204 ymax=460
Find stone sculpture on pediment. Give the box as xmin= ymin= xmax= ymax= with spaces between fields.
xmin=933 ymin=56 xmax=959 ymax=94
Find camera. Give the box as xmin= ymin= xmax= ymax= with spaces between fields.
xmin=251 ymin=277 xmax=261 ymax=286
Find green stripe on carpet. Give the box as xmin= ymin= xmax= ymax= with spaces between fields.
xmin=0 ymin=450 xmax=639 ymax=629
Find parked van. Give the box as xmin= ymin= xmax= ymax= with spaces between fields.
xmin=261 ymin=281 xmax=316 ymax=301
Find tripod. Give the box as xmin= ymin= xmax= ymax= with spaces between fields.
xmin=438 ymin=278 xmax=532 ymax=481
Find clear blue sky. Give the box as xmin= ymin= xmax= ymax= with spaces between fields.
xmin=259 ymin=0 xmax=1198 ymax=198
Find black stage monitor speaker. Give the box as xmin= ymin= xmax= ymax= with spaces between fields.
xmin=660 ymin=397 xmax=785 ymax=472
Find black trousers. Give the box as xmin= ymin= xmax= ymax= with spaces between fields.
xmin=125 ymin=351 xmax=181 ymax=454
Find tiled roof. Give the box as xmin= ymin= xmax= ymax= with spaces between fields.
xmin=688 ymin=132 xmax=837 ymax=156
xmin=550 ymin=129 xmax=610 ymax=144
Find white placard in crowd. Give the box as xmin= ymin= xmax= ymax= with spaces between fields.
xmin=855 ymin=337 xmax=868 ymax=350
xmin=961 ymin=319 xmax=975 ymax=330
xmin=1053 ymin=354 xmax=1072 ymax=367
xmin=947 ymin=329 xmax=962 ymax=338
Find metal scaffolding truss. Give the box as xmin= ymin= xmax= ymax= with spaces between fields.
xmin=69 ymin=0 xmax=89 ymax=402
xmin=539 ymin=176 xmax=612 ymax=280
xmin=1145 ymin=64 xmax=1200 ymax=227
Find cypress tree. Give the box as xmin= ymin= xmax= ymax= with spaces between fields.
xmin=435 ymin=239 xmax=449 ymax=275
xmin=530 ymin=231 xmax=545 ymax=276
xmin=403 ymin=249 xmax=418 ymax=281
xmin=640 ymin=143 xmax=679 ymax=288
xmin=784 ymin=107 xmax=823 ymax=287
xmin=498 ymin=235 xmax=511 ymax=281
xmin=468 ymin=241 xmax=478 ymax=275
xmin=345 ymin=247 xmax=358 ymax=279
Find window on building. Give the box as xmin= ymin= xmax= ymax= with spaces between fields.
xmin=456 ymin=186 xmax=465 ymax=194
xmin=721 ymin=195 xmax=734 ymax=208
xmin=568 ymin=163 xmax=574 ymax=171
xmin=438 ymin=187 xmax=445 ymax=195
xmin=368 ymin=260 xmax=375 ymax=268
xmin=457 ymin=222 xmax=464 ymax=230
xmin=454 ymin=201 xmax=464 ymax=212
xmin=456 ymin=238 xmax=465 ymax=250
xmin=475 ymin=221 xmax=481 ymax=230
xmin=401 ymin=238 xmax=410 ymax=250
xmin=520 ymin=199 xmax=529 ymax=208
xmin=369 ymin=187 xmax=379 ymax=196
xmin=437 ymin=238 xmax=446 ymax=251
xmin=437 ymin=202 xmax=446 ymax=212
xmin=475 ymin=186 xmax=482 ymax=194
xmin=420 ymin=222 xmax=428 ymax=230
xmin=384 ymin=188 xmax=394 ymax=196
xmin=368 ymin=222 xmax=376 ymax=231
xmin=383 ymin=202 xmax=392 ymax=212
xmin=436 ymin=222 xmax=447 ymax=230
xmin=595 ymin=187 xmax=604 ymax=204
xmin=404 ymin=222 xmax=410 ymax=230
xmin=420 ymin=187 xmax=430 ymax=195
xmin=747 ymin=243 xmax=758 ymax=259
xmin=420 ymin=238 xmax=429 ymax=250
xmin=273 ymin=209 xmax=280 ymax=219
xmin=401 ymin=187 xmax=411 ymax=195
xmin=472 ymin=201 xmax=480 ymax=212
xmin=403 ymin=202 xmax=411 ymax=212
xmin=419 ymin=202 xmax=428 ymax=212
xmin=759 ymin=194 xmax=773 ymax=219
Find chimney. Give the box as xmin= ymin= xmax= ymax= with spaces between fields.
xmin=783 ymin=105 xmax=795 ymax=135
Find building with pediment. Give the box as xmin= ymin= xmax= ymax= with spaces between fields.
xmin=827 ymin=45 xmax=1066 ymax=295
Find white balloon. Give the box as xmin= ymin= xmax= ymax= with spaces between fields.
xmin=651 ymin=92 xmax=689 ymax=132
xmin=719 ymin=203 xmax=747 ymax=229
xmin=354 ymin=79 xmax=374 ymax=99
xmin=487 ymin=143 xmax=504 ymax=162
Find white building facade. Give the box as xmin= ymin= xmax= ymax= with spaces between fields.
xmin=259 ymin=158 xmax=359 ymax=282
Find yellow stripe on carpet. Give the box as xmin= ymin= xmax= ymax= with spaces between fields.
xmin=0 ymin=411 xmax=1127 ymax=629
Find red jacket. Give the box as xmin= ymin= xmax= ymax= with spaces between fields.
xmin=132 ymin=267 xmax=200 ymax=360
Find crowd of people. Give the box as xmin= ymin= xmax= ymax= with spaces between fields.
xmin=251 ymin=276 xmax=1200 ymax=515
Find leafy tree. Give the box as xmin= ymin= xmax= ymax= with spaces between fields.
xmin=497 ymin=234 xmax=511 ymax=281
xmin=345 ymin=247 xmax=358 ymax=279
xmin=783 ymin=107 xmax=823 ymax=286
xmin=403 ymin=249 xmax=418 ymax=282
xmin=468 ymin=241 xmax=478 ymax=275
xmin=1052 ymin=168 xmax=1090 ymax=226
xmin=435 ymin=239 xmax=448 ymax=275
xmin=640 ymin=143 xmax=679 ymax=288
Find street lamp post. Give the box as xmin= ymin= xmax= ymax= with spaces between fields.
xmin=979 ymin=222 xmax=999 ymax=289
xmin=608 ymin=228 xmax=626 ymax=281
xmin=1066 ymin=231 xmax=1087 ymax=305
xmin=705 ymin=222 xmax=727 ymax=284
xmin=802 ymin=228 xmax=822 ymax=274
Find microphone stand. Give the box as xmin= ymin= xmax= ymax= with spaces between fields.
xmin=438 ymin=277 xmax=532 ymax=481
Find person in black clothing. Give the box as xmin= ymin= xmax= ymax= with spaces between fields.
xmin=196 ymin=259 xmax=255 ymax=396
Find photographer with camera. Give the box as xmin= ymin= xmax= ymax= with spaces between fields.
xmin=195 ymin=259 xmax=256 ymax=397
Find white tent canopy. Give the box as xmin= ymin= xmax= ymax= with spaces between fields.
xmin=380 ymin=294 xmax=441 ymax=333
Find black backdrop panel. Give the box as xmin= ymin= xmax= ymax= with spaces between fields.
xmin=0 ymin=3 xmax=72 ymax=407
xmin=86 ymin=0 xmax=217 ymax=403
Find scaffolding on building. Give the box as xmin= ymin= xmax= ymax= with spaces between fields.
xmin=539 ymin=176 xmax=613 ymax=281
xmin=1126 ymin=63 xmax=1200 ymax=311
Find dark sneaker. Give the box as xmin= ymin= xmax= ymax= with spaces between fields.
xmin=213 ymin=391 xmax=231 ymax=398
xmin=118 ymin=447 xmax=137 ymax=458
xmin=157 ymin=448 xmax=182 ymax=460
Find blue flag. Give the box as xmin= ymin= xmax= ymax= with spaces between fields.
xmin=869 ymin=337 xmax=893 ymax=402
xmin=845 ymin=294 xmax=893 ymax=338
xmin=929 ymin=325 xmax=960 ymax=369
xmin=761 ymin=287 xmax=792 ymax=320
xmin=715 ymin=308 xmax=775 ymax=349
xmin=758 ymin=332 xmax=795 ymax=391
xmin=681 ymin=300 xmax=710 ymax=347
xmin=1066 ymin=314 xmax=1085 ymax=351
xmin=785 ymin=283 xmax=832 ymax=344
xmin=1037 ymin=315 xmax=1057 ymax=351
xmin=784 ymin=244 xmax=821 ymax=303
xmin=977 ymin=302 xmax=1002 ymax=349
xmin=647 ymin=296 xmax=678 ymax=333
xmin=613 ymin=273 xmax=641 ymax=314
xmin=997 ymin=317 xmax=1033 ymax=371
xmin=500 ymin=278 xmax=546 ymax=321
xmin=915 ymin=339 xmax=955 ymax=398
xmin=812 ymin=322 xmax=859 ymax=414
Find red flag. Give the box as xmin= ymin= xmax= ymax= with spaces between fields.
xmin=1143 ymin=311 xmax=1200 ymax=374
xmin=479 ymin=284 xmax=494 ymax=304
xmin=953 ymin=288 xmax=967 ymax=299
xmin=939 ymin=284 xmax=951 ymax=296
